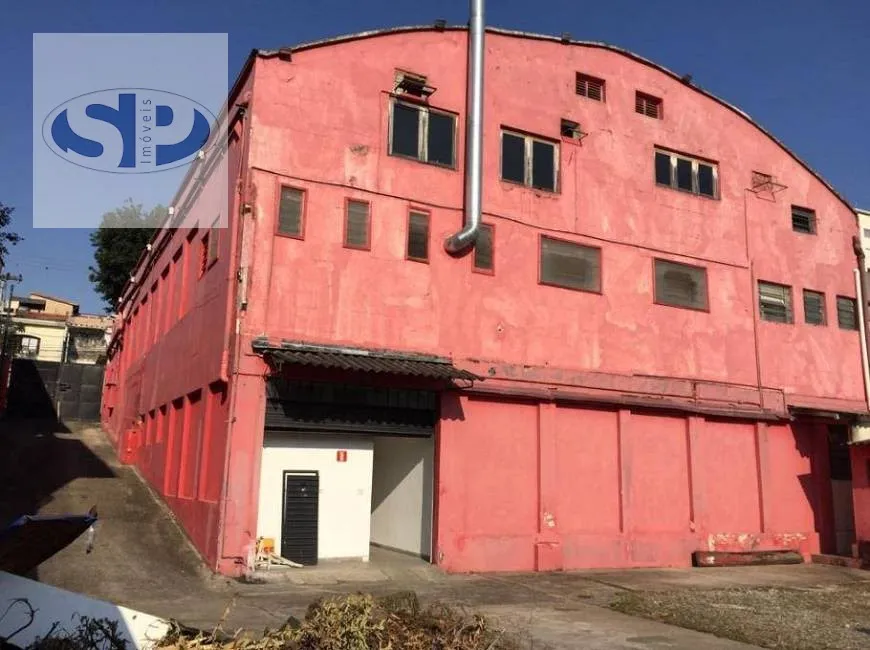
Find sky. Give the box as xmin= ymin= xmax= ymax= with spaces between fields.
xmin=1 ymin=0 xmax=869 ymax=313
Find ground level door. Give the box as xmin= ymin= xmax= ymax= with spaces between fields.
xmin=281 ymin=471 xmax=319 ymax=565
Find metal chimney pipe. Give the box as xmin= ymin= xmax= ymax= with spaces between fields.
xmin=444 ymin=0 xmax=484 ymax=254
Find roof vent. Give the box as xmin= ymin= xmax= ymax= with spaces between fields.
xmin=394 ymin=71 xmax=435 ymax=99
xmin=434 ymin=19 xmax=446 ymax=31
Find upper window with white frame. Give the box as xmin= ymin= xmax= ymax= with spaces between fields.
xmin=389 ymin=99 xmax=456 ymax=168
xmin=501 ymin=129 xmax=559 ymax=192
xmin=654 ymin=148 xmax=718 ymax=198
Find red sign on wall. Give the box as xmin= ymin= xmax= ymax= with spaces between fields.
xmin=336 ymin=450 xmax=347 ymax=462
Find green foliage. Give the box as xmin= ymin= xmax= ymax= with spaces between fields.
xmin=0 ymin=201 xmax=22 ymax=269
xmin=88 ymin=201 xmax=166 ymax=312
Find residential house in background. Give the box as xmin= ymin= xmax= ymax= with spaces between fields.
xmin=8 ymin=294 xmax=77 ymax=362
xmin=5 ymin=293 xmax=112 ymax=364
xmin=858 ymin=209 xmax=870 ymax=271
xmin=102 ymin=25 xmax=870 ymax=577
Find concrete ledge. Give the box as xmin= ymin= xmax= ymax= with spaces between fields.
xmin=693 ymin=550 xmax=803 ymax=567
xmin=811 ymin=554 xmax=870 ymax=570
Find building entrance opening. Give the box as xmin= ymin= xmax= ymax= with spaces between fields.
xmin=258 ymin=378 xmax=439 ymax=568
xmin=828 ymin=425 xmax=855 ymax=556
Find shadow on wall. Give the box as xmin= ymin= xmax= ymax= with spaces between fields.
xmin=6 ymin=359 xmax=60 ymax=420
xmin=0 ymin=418 xmax=115 ymax=580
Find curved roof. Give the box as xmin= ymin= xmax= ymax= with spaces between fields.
xmin=260 ymin=24 xmax=853 ymax=214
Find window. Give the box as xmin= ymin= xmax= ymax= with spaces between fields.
xmin=278 ymin=186 xmax=304 ymax=237
xmin=474 ymin=223 xmax=494 ymax=273
xmin=863 ymin=228 xmax=870 ymax=239
xmin=407 ymin=210 xmax=429 ymax=262
xmin=654 ymin=259 xmax=708 ymax=310
xmin=635 ymin=92 xmax=662 ymax=119
xmin=791 ymin=206 xmax=816 ymax=234
xmin=540 ymin=236 xmax=601 ymax=292
xmin=501 ymin=130 xmax=558 ymax=192
xmin=575 ymin=73 xmax=605 ymax=101
xmin=560 ymin=119 xmax=582 ymax=139
xmin=199 ymin=234 xmax=209 ymax=277
xmin=389 ymin=100 xmax=456 ymax=167
xmin=15 ymin=335 xmax=39 ymax=358
xmin=837 ymin=296 xmax=858 ymax=330
xmin=758 ymin=281 xmax=793 ymax=324
xmin=344 ymin=200 xmax=370 ymax=249
xmin=654 ymin=149 xmax=718 ymax=198
xmin=803 ymin=290 xmax=826 ymax=326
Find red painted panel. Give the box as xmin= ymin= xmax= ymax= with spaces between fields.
xmin=691 ymin=420 xmax=761 ymax=533
xmin=555 ymin=406 xmax=620 ymax=533
xmin=181 ymin=390 xmax=203 ymax=499
xmin=203 ymin=382 xmax=229 ymax=503
xmin=624 ymin=413 xmax=690 ymax=533
xmin=761 ymin=423 xmax=815 ymax=533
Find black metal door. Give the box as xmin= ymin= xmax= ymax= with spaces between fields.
xmin=281 ymin=471 xmax=318 ymax=565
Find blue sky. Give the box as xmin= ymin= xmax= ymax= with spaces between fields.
xmin=2 ymin=0 xmax=869 ymax=312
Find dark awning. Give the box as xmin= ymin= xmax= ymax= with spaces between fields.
xmin=257 ymin=341 xmax=482 ymax=382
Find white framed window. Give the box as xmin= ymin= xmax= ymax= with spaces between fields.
xmin=16 ymin=335 xmax=40 ymax=357
xmin=388 ymin=99 xmax=456 ymax=168
xmin=501 ymin=129 xmax=559 ymax=192
xmin=654 ymin=149 xmax=718 ymax=198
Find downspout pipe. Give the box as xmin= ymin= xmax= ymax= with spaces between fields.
xmin=444 ymin=0 xmax=485 ymax=254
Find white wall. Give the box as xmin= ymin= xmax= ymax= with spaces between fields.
xmin=370 ymin=436 xmax=433 ymax=558
xmin=258 ymin=433 xmax=373 ymax=561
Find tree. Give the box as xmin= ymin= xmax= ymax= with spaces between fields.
xmin=0 ymin=202 xmax=22 ymax=270
xmin=88 ymin=201 xmax=166 ymax=312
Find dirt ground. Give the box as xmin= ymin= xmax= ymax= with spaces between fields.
xmin=611 ymin=581 xmax=870 ymax=650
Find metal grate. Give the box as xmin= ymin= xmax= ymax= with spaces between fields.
xmin=575 ymin=73 xmax=605 ymax=101
xmin=837 ymin=296 xmax=858 ymax=330
xmin=281 ymin=471 xmax=318 ymax=566
xmin=474 ymin=223 xmax=494 ymax=272
xmin=635 ymin=92 xmax=662 ymax=119
xmin=278 ymin=187 xmax=304 ymax=236
xmin=791 ymin=206 xmax=816 ymax=234
xmin=654 ymin=259 xmax=707 ymax=310
xmin=345 ymin=200 xmax=370 ymax=248
xmin=759 ymin=281 xmax=793 ymax=324
xmin=540 ymin=236 xmax=600 ymax=292
xmin=803 ymin=290 xmax=826 ymax=326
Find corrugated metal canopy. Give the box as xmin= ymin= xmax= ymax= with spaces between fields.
xmin=263 ymin=344 xmax=481 ymax=381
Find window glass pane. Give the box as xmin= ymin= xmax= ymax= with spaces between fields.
xmin=501 ymin=133 xmax=525 ymax=184
xmin=654 ymin=260 xmax=707 ymax=310
xmin=531 ymin=140 xmax=556 ymax=191
xmin=391 ymin=103 xmax=420 ymax=159
xmin=803 ymin=290 xmax=826 ymax=326
xmin=698 ymin=164 xmax=715 ymax=197
xmin=792 ymin=207 xmax=816 ymax=234
xmin=427 ymin=112 xmax=454 ymax=166
xmin=676 ymin=158 xmax=693 ymax=191
xmin=759 ymin=281 xmax=793 ymax=323
xmin=474 ymin=224 xmax=494 ymax=271
xmin=540 ymin=237 xmax=600 ymax=292
xmin=655 ymin=152 xmax=671 ymax=186
xmin=278 ymin=187 xmax=303 ymax=236
xmin=407 ymin=211 xmax=429 ymax=260
xmin=345 ymin=201 xmax=370 ymax=248
xmin=837 ymin=296 xmax=858 ymax=330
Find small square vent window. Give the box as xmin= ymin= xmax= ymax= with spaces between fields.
xmin=791 ymin=206 xmax=816 ymax=234
xmin=576 ymin=73 xmax=605 ymax=102
xmin=635 ymin=92 xmax=662 ymax=119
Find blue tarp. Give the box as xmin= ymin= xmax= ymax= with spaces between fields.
xmin=0 ymin=506 xmax=97 ymax=575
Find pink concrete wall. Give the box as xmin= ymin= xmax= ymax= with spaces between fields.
xmin=243 ymin=29 xmax=863 ymax=411
xmin=436 ymin=396 xmax=823 ymax=572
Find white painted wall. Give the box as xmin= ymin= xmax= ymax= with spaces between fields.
xmin=370 ymin=436 xmax=433 ymax=558
xmin=258 ymin=433 xmax=373 ymax=561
